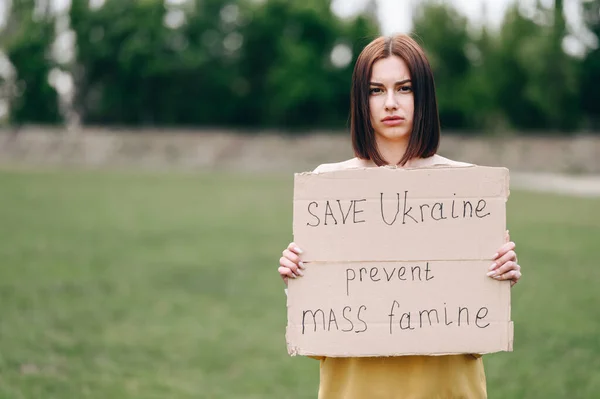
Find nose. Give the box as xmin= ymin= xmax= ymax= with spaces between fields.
xmin=384 ymin=90 xmax=398 ymax=111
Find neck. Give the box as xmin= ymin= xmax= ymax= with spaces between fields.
xmin=375 ymin=136 xmax=410 ymax=165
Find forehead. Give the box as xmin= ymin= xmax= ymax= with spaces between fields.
xmin=370 ymin=55 xmax=410 ymax=82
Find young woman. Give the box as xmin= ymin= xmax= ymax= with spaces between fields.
xmin=278 ymin=34 xmax=522 ymax=398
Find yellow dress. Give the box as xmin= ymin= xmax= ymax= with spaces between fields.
xmin=315 ymin=354 xmax=486 ymax=399
xmin=310 ymin=156 xmax=487 ymax=399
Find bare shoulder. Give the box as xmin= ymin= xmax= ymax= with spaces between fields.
xmin=311 ymin=155 xmax=473 ymax=172
xmin=430 ymin=154 xmax=473 ymax=167
xmin=312 ymin=158 xmax=365 ymax=173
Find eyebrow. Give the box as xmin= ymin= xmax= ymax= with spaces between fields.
xmin=369 ymin=79 xmax=411 ymax=86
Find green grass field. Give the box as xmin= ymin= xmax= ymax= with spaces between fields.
xmin=0 ymin=168 xmax=598 ymax=399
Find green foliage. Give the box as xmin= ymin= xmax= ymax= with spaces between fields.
xmin=0 ymin=169 xmax=599 ymax=397
xmin=413 ymin=1 xmax=582 ymax=132
xmin=2 ymin=0 xmax=599 ymax=132
xmin=492 ymin=6 xmax=551 ymax=129
xmin=67 ymin=0 xmax=378 ymax=128
xmin=238 ymin=0 xmax=373 ymax=128
xmin=69 ymin=0 xmax=170 ymax=124
xmin=412 ymin=3 xmax=475 ymax=129
xmin=498 ymin=1 xmax=580 ymax=131
xmin=2 ymin=0 xmax=60 ymax=124
xmin=580 ymin=0 xmax=600 ymax=129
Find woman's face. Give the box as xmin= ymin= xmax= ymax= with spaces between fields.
xmin=368 ymin=55 xmax=414 ymax=145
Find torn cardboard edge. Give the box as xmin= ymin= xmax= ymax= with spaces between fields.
xmin=295 ymin=164 xmax=510 ymax=197
xmin=288 ymin=166 xmax=513 ymax=357
xmin=286 ymin=321 xmax=514 ymax=357
xmin=296 ymin=163 xmax=480 ymax=176
xmin=286 ymin=260 xmax=512 ymax=357
xmin=293 ymin=166 xmax=510 ymax=198
xmin=292 ymin=166 xmax=509 ymax=263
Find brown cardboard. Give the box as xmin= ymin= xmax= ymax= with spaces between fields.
xmin=286 ymin=165 xmax=513 ymax=357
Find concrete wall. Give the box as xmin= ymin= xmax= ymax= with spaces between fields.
xmin=1 ymin=126 xmax=599 ymax=174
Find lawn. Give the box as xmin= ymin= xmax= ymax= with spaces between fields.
xmin=0 ymin=168 xmax=598 ymax=398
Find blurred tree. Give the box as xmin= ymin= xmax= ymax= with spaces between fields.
xmin=177 ymin=0 xmax=256 ymax=126
xmin=413 ymin=0 xmax=580 ymax=133
xmin=412 ymin=2 xmax=476 ymax=130
xmin=481 ymin=2 xmax=579 ymax=132
xmin=580 ymin=0 xmax=600 ymax=130
xmin=237 ymin=0 xmax=377 ymax=128
xmin=3 ymin=0 xmax=592 ymax=133
xmin=69 ymin=0 xmax=169 ymax=125
xmin=463 ymin=11 xmax=505 ymax=131
xmin=69 ymin=0 xmax=378 ymax=128
xmin=489 ymin=5 xmax=550 ymax=130
xmin=528 ymin=0 xmax=580 ymax=131
xmin=1 ymin=0 xmax=61 ymax=124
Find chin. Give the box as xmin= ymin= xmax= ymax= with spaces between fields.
xmin=376 ymin=127 xmax=411 ymax=141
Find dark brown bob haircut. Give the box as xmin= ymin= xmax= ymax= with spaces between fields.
xmin=350 ymin=34 xmax=440 ymax=166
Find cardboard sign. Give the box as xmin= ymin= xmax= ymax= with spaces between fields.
xmin=286 ymin=165 xmax=513 ymax=357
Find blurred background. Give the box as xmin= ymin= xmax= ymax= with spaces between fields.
xmin=0 ymin=0 xmax=599 ymax=398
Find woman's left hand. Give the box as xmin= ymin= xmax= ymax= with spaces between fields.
xmin=487 ymin=232 xmax=521 ymax=287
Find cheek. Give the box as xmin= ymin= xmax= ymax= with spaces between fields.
xmin=400 ymin=96 xmax=414 ymax=121
xmin=402 ymin=97 xmax=415 ymax=120
xmin=369 ymin=96 xmax=377 ymax=110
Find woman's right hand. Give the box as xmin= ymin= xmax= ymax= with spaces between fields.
xmin=278 ymin=242 xmax=306 ymax=286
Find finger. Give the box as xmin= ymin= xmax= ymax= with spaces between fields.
xmin=493 ymin=249 xmax=517 ymax=269
xmin=492 ymin=269 xmax=521 ymax=282
xmin=278 ymin=266 xmax=296 ymax=279
xmin=288 ymin=242 xmax=304 ymax=255
xmin=279 ymin=270 xmax=289 ymax=285
xmin=490 ymin=249 xmax=517 ymax=270
xmin=505 ymin=230 xmax=510 ymax=243
xmin=280 ymin=257 xmax=303 ymax=277
xmin=280 ymin=257 xmax=302 ymax=276
xmin=487 ymin=261 xmax=519 ymax=277
xmin=492 ymin=241 xmax=515 ymax=261
xmin=507 ymin=270 xmax=522 ymax=283
xmin=282 ymin=249 xmax=304 ymax=269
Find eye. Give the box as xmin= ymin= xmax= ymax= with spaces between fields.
xmin=398 ymin=85 xmax=413 ymax=93
xmin=369 ymin=87 xmax=382 ymax=95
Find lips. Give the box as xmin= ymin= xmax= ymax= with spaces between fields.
xmin=382 ymin=116 xmax=404 ymax=122
xmin=381 ymin=116 xmax=405 ymax=126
